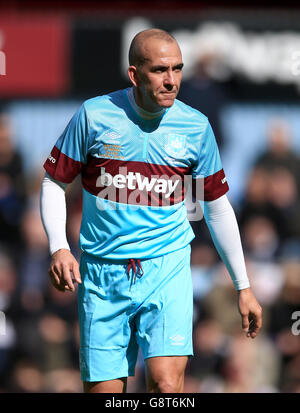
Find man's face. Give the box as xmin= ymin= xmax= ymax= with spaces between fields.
xmin=131 ymin=39 xmax=184 ymax=112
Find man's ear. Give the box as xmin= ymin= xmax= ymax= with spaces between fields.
xmin=128 ymin=65 xmax=139 ymax=87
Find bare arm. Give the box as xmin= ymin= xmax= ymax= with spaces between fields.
xmin=40 ymin=172 xmax=81 ymax=292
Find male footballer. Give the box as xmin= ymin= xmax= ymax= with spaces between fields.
xmin=40 ymin=29 xmax=262 ymax=393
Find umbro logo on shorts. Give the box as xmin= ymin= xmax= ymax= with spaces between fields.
xmin=169 ymin=334 xmax=185 ymax=345
xmin=79 ymin=357 xmax=88 ymax=371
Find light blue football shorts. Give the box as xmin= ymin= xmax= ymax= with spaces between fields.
xmin=77 ymin=244 xmax=194 ymax=382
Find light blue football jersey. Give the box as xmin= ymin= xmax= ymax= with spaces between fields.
xmin=44 ymin=88 xmax=229 ymax=259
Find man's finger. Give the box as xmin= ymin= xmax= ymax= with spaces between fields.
xmin=246 ymin=318 xmax=254 ymax=337
xmin=72 ymin=262 xmax=82 ymax=284
xmin=50 ymin=266 xmax=62 ymax=284
xmin=256 ymin=309 xmax=263 ymax=329
xmin=249 ymin=313 xmax=262 ymax=338
xmin=49 ymin=267 xmax=65 ymax=290
xmin=62 ymin=265 xmax=75 ymax=292
xmin=64 ymin=284 xmax=73 ymax=292
xmin=241 ymin=314 xmax=249 ymax=332
xmin=49 ymin=271 xmax=66 ymax=292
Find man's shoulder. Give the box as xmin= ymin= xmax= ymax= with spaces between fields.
xmin=173 ymin=98 xmax=209 ymax=125
xmin=82 ymin=89 xmax=126 ymax=114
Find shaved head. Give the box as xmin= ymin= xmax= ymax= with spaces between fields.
xmin=127 ymin=28 xmax=183 ymax=111
xmin=129 ymin=28 xmax=178 ymax=67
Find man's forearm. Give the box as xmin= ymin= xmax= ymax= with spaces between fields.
xmin=40 ymin=172 xmax=70 ymax=255
xmin=202 ymin=194 xmax=250 ymax=290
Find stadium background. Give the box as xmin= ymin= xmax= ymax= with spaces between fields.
xmin=0 ymin=1 xmax=299 ymax=393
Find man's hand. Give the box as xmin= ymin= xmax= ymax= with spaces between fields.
xmin=237 ymin=287 xmax=262 ymax=339
xmin=49 ymin=249 xmax=82 ymax=292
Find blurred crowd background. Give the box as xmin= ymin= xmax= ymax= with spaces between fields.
xmin=0 ymin=1 xmax=299 ymax=393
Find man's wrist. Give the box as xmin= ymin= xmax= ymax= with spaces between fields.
xmin=51 ymin=247 xmax=70 ymax=256
xmin=237 ymin=286 xmax=251 ymax=294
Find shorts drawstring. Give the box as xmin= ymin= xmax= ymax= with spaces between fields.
xmin=127 ymin=258 xmax=144 ymax=285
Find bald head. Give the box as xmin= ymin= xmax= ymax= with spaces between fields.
xmin=129 ymin=29 xmax=178 ymax=67
xmin=127 ymin=29 xmax=183 ymax=112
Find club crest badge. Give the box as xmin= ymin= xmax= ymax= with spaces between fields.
xmin=164 ymin=135 xmax=186 ymax=158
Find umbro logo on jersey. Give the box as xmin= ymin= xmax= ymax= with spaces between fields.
xmin=97 ymin=167 xmax=180 ymax=199
xmin=221 ymin=177 xmax=227 ymax=184
xmin=169 ymin=334 xmax=185 ymax=346
xmin=102 ymin=130 xmax=121 ymax=141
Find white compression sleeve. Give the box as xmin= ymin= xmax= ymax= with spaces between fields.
xmin=40 ymin=172 xmax=70 ymax=255
xmin=202 ymin=194 xmax=250 ymax=290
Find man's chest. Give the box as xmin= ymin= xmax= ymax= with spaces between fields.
xmin=89 ymin=124 xmax=198 ymax=170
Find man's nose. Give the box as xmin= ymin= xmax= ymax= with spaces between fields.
xmin=164 ymin=70 xmax=175 ymax=87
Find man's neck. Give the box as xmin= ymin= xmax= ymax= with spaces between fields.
xmin=127 ymin=88 xmax=166 ymax=120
